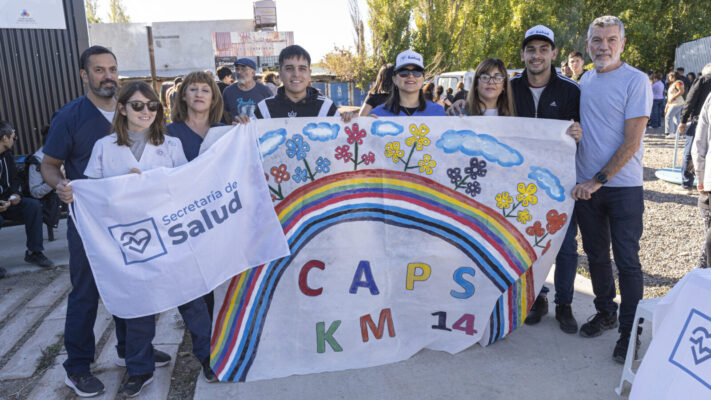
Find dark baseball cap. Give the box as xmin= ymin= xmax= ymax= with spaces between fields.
xmin=235 ymin=58 xmax=257 ymax=70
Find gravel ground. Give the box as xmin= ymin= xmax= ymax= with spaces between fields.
xmin=574 ymin=127 xmax=704 ymax=299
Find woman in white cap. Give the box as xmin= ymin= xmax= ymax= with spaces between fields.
xmin=370 ymin=50 xmax=446 ymax=117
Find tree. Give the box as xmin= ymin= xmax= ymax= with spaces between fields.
xmin=85 ymin=0 xmax=101 ymax=23
xmin=108 ymin=0 xmax=130 ymax=23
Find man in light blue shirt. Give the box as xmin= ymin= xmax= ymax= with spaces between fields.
xmin=571 ymin=15 xmax=652 ymax=364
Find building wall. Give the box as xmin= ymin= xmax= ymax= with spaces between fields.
xmin=89 ymin=19 xmax=254 ymax=76
xmin=0 ymin=0 xmax=89 ymax=155
xmin=675 ymin=36 xmax=711 ymax=75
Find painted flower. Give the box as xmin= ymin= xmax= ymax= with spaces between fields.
xmin=405 ymin=124 xmax=431 ymax=150
xmin=315 ymin=156 xmax=331 ymax=173
xmin=546 ymin=210 xmax=568 ymax=235
xmin=495 ymin=192 xmax=513 ymax=209
xmin=464 ymin=157 xmax=487 ymax=180
xmin=345 ymin=123 xmax=367 ymax=145
xmin=447 ymin=167 xmax=462 ymax=185
xmin=465 ymin=181 xmax=481 ymax=197
xmin=384 ymin=142 xmax=405 ymax=163
xmin=270 ymin=164 xmax=290 ymax=184
xmin=361 ymin=151 xmax=375 ymax=165
xmin=334 ymin=145 xmax=353 ymax=163
xmin=285 ymin=134 xmax=310 ymax=160
xmin=517 ymin=209 xmax=532 ymax=224
xmin=525 ymin=221 xmax=545 ymax=237
xmin=417 ymin=154 xmax=436 ymax=175
xmin=516 ymin=182 xmax=538 ymax=207
xmin=292 ymin=166 xmax=308 ymax=183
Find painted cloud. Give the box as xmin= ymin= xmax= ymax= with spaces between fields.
xmin=528 ymin=166 xmax=565 ymax=202
xmin=303 ymin=122 xmax=340 ymax=141
xmin=371 ymin=120 xmax=404 ymax=137
xmin=259 ymin=128 xmax=287 ymax=156
xmin=435 ymin=129 xmax=523 ymax=167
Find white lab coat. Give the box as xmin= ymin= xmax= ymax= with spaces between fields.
xmin=84 ymin=133 xmax=187 ymax=178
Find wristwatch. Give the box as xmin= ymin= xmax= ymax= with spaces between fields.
xmin=594 ymin=171 xmax=608 ymax=184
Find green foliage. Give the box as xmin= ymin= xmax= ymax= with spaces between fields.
xmin=363 ymin=0 xmax=711 ymax=76
xmin=108 ymin=0 xmax=130 ymax=23
xmin=85 ymin=0 xmax=101 ymax=23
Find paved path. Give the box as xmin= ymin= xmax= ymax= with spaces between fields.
xmin=0 ymin=222 xmax=646 ymax=399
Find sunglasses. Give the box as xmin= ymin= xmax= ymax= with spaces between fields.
xmin=397 ymin=69 xmax=424 ymax=78
xmin=126 ymin=100 xmax=161 ymax=112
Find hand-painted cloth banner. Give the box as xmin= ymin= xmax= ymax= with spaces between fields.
xmin=631 ymin=269 xmax=711 ymax=399
xmin=70 ymin=125 xmax=290 ymax=319
xmin=210 ymin=116 xmax=575 ymax=382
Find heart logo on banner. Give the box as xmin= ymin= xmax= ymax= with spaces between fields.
xmin=689 ymin=326 xmax=711 ymax=365
xmin=120 ymin=229 xmax=152 ymax=254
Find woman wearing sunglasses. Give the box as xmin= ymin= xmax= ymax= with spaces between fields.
xmin=85 ymin=81 xmax=186 ymax=178
xmin=84 ymin=81 xmax=218 ymax=387
xmin=370 ymin=50 xmax=446 ymax=117
xmin=168 ymin=71 xmax=226 ymax=162
xmin=465 ymin=58 xmax=516 ymax=116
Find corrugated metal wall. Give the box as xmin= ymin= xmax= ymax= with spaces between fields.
xmin=0 ymin=0 xmax=89 ymax=155
xmin=675 ymin=36 xmax=711 ymax=77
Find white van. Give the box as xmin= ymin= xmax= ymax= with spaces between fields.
xmin=434 ymin=71 xmax=475 ymax=92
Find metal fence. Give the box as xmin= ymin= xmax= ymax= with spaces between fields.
xmin=0 ymin=0 xmax=89 ymax=155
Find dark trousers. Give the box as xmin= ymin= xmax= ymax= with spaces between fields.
xmin=538 ymin=212 xmax=578 ymax=305
xmin=63 ymin=219 xmax=155 ymax=376
xmin=178 ymin=297 xmax=211 ymax=363
xmin=698 ymin=201 xmax=711 ymax=269
xmin=575 ymin=186 xmax=644 ymax=334
xmin=650 ymin=99 xmax=664 ymax=128
xmin=0 ymin=197 xmax=44 ymax=252
xmin=682 ymin=123 xmax=697 ymax=188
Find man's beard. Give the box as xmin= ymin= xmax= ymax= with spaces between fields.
xmin=92 ymin=79 xmax=118 ymax=98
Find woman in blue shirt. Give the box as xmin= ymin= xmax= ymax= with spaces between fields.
xmin=370 ymin=50 xmax=446 ymax=117
xmin=167 ymin=71 xmax=226 ymax=161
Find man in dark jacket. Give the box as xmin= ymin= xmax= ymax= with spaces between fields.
xmin=679 ymin=68 xmax=711 ymax=192
xmin=510 ymin=25 xmax=583 ymax=334
xmin=255 ymin=45 xmax=340 ymax=119
xmin=0 ymin=121 xmax=54 ymax=277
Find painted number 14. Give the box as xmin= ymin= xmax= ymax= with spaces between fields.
xmin=431 ymin=311 xmax=478 ymax=335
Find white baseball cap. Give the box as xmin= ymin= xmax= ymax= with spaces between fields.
xmin=522 ymin=25 xmax=555 ymax=48
xmin=394 ymin=49 xmax=424 ymax=71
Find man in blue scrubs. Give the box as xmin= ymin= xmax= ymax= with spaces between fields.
xmin=41 ymin=46 xmax=169 ymax=397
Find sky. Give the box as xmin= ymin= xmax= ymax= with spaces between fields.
xmin=92 ymin=0 xmax=370 ymax=62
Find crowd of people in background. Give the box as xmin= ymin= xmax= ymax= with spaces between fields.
xmin=1 ymin=10 xmax=711 ymax=399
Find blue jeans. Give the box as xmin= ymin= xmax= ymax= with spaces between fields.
xmin=63 ymin=219 xmax=156 ymax=376
xmin=575 ymin=186 xmax=644 ymax=334
xmin=682 ymin=123 xmax=697 ymax=188
xmin=539 ymin=212 xmax=578 ymax=305
xmin=178 ymin=297 xmax=211 ymax=363
xmin=0 ymin=197 xmax=44 ymax=253
xmin=650 ymin=99 xmax=664 ymax=128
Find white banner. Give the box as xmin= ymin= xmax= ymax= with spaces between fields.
xmin=0 ymin=0 xmax=66 ymax=29
xmin=631 ymin=268 xmax=711 ymax=399
xmin=209 ymin=116 xmax=576 ymax=382
xmin=70 ymin=125 xmax=290 ymax=318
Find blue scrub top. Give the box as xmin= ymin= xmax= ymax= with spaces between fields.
xmin=167 ymin=121 xmax=226 ymax=162
xmin=43 ymin=95 xmax=112 ymax=180
xmin=370 ymin=101 xmax=446 ymax=117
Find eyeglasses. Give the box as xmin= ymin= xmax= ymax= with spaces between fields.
xmin=126 ymin=101 xmax=161 ymax=112
xmin=397 ymin=69 xmax=424 ymax=78
xmin=479 ymin=74 xmax=506 ymax=84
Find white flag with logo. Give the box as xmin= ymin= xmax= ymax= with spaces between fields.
xmin=70 ymin=125 xmax=290 ymax=318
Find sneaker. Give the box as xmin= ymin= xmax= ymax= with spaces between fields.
xmin=612 ymin=332 xmax=641 ymax=364
xmin=524 ymin=295 xmax=548 ymax=325
xmin=579 ymin=311 xmax=618 ymax=338
xmin=24 ymin=251 xmax=54 ymax=268
xmin=675 ymin=187 xmax=695 ymax=195
xmin=116 ymin=348 xmax=171 ymax=367
xmin=65 ymin=372 xmax=105 ymax=397
xmin=201 ymin=358 xmax=218 ymax=383
xmin=555 ymin=304 xmax=578 ymax=334
xmin=118 ymin=373 xmax=153 ymax=398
